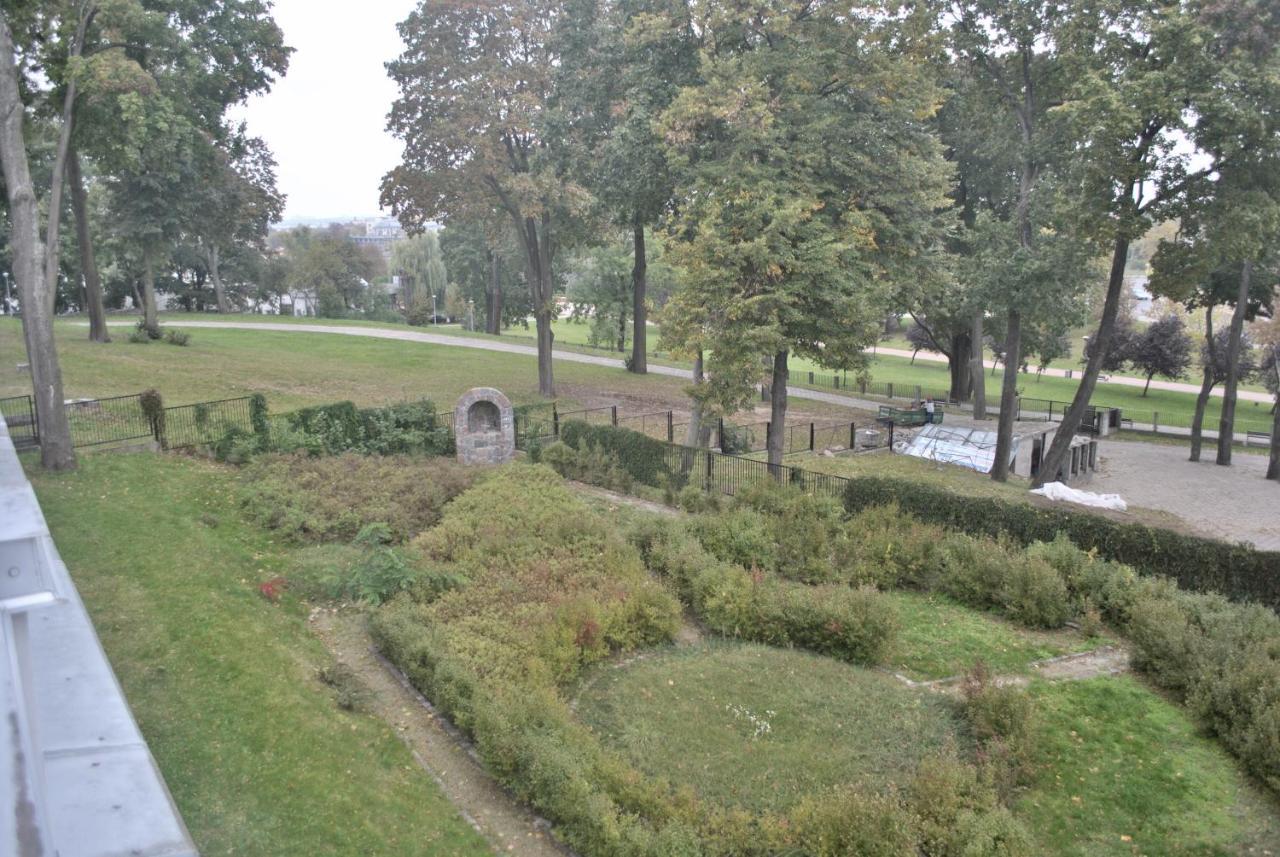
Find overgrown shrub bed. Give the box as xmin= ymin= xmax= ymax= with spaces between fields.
xmin=371 ymin=466 xmax=1041 ymax=856
xmin=240 ymin=453 xmax=474 ymax=543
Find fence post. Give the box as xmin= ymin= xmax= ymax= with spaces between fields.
xmin=553 ymin=404 xmax=560 ymax=439
xmin=704 ymin=451 xmax=713 ymax=494
xmin=834 ymin=374 xmax=840 ymax=389
xmin=611 ymin=405 xmax=618 ymax=427
xmin=809 ymin=422 xmax=815 ymax=452
xmin=849 ymin=422 xmax=856 ymax=450
xmin=887 ymin=382 xmax=894 ymax=400
xmin=667 ymin=411 xmax=674 ymax=443
xmin=717 ymin=417 xmax=725 ymax=450
xmin=809 ymin=371 xmax=814 ymax=384
xmin=1152 ymin=411 xmax=1158 ymax=432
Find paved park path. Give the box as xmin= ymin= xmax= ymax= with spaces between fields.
xmin=876 ymin=343 xmax=1274 ymax=404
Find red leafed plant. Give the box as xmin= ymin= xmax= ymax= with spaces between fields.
xmin=259 ymin=576 xmax=289 ymax=602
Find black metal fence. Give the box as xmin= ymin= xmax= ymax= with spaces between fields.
xmin=0 ymin=394 xmax=38 ymax=450
xmin=161 ymin=397 xmax=256 ymax=450
xmin=65 ymin=394 xmax=154 ymax=448
xmin=662 ymin=443 xmax=852 ymax=502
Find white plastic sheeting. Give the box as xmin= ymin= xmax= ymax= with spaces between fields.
xmin=901 ymin=423 xmax=1013 ymax=474
xmin=1031 ymin=481 xmax=1128 ymax=511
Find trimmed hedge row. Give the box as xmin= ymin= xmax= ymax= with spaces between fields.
xmin=560 ymin=420 xmax=672 ymax=487
xmin=843 ymin=476 xmax=1280 ymax=611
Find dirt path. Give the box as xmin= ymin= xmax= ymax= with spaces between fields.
xmin=888 ymin=645 xmax=1132 ymax=694
xmin=309 ymin=609 xmax=570 ymax=857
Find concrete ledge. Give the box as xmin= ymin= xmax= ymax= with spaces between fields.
xmin=0 ymin=414 xmax=197 ymax=857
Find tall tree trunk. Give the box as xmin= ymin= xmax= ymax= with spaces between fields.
xmin=0 ymin=12 xmax=76 ymax=470
xmin=766 ymin=349 xmax=789 ymax=471
xmin=1189 ymin=306 xmax=1215 ymax=462
xmin=1266 ymin=387 xmax=1279 ymax=481
xmin=991 ymin=310 xmax=1022 ymax=482
xmin=971 ymin=312 xmax=987 ymax=419
xmin=485 ymin=250 xmax=502 ymax=335
xmin=1036 ymin=235 xmax=1131 ymax=487
xmin=685 ymin=351 xmax=712 ymax=448
xmin=142 ymin=251 xmax=159 ymax=335
xmin=630 ymin=219 xmax=647 ymax=374
xmin=1217 ymin=260 xmax=1251 ymax=465
xmin=209 ymin=243 xmax=229 ymax=314
xmin=948 ymin=330 xmax=971 ymax=402
xmin=68 ymin=146 xmax=109 ymax=342
xmin=513 ymin=211 xmax=555 ymax=396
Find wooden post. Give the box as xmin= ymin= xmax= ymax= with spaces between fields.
xmin=809 ymin=422 xmax=815 ymax=451
xmin=849 ymin=422 xmax=856 ymax=450
xmin=611 ymin=405 xmax=618 ymax=427
xmin=667 ymin=410 xmax=673 ymax=443
xmin=552 ymin=404 xmax=560 ymax=438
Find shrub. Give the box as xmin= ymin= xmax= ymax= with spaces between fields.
xmin=843 ymin=476 xmax=1280 ymax=611
xmin=999 ymin=556 xmax=1071 ymax=629
xmin=240 ymin=453 xmax=474 ymax=543
xmin=675 ymin=484 xmax=720 ymax=514
xmin=559 ymin=420 xmax=671 ymax=487
xmin=960 ymin=663 xmax=1038 ymax=793
xmin=540 ymin=441 xmax=633 ymax=493
xmin=127 ymin=328 xmax=151 ymax=344
xmin=840 ymin=504 xmax=946 ymax=588
xmin=791 ymin=787 xmax=917 ymax=857
xmin=163 ymin=328 xmax=190 ymax=346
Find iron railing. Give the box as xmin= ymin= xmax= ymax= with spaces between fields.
xmin=161 ymin=396 xmax=255 ymax=450
xmin=64 ymin=394 xmax=153 ymax=448
xmin=0 ymin=394 xmax=37 ymax=450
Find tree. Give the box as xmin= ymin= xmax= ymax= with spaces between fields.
xmin=554 ymin=0 xmax=699 ymax=374
xmin=1258 ymin=318 xmax=1280 ymax=480
xmin=1128 ymin=313 xmax=1193 ymax=394
xmin=438 ymin=220 xmax=531 ymax=334
xmin=282 ymin=228 xmax=376 ymax=318
xmin=1037 ymin=0 xmax=1280 ymax=484
xmin=905 ymin=320 xmax=934 ymax=365
xmin=384 ymin=0 xmax=587 ymax=396
xmin=390 ymin=231 xmax=447 ymax=317
xmin=660 ymin=0 xmax=950 ymax=468
xmin=949 ymin=1 xmax=1093 ymax=483
xmin=0 ymin=7 xmax=82 ymax=469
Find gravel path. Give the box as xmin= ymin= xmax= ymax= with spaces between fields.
xmin=1092 ymin=442 xmax=1280 ymax=550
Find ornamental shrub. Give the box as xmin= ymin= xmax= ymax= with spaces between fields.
xmin=843 ymin=476 xmax=1280 ymax=610
xmin=559 ymin=420 xmax=671 ymax=487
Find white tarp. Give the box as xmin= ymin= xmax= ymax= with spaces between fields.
xmin=1031 ymin=481 xmax=1127 ymax=511
xmin=901 ymin=423 xmax=1013 ymax=474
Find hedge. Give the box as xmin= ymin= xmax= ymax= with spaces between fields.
xmin=559 ymin=420 xmax=672 ymax=487
xmin=842 ymin=476 xmax=1280 ymax=611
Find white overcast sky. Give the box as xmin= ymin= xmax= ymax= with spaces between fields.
xmin=236 ymin=0 xmax=418 ymax=222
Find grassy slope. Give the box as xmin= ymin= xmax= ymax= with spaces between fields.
xmin=1021 ymin=677 xmax=1280 ymax=855
xmin=31 ymin=454 xmax=491 ymax=857
xmin=576 ymin=641 xmax=963 ymax=813
xmin=886 ymin=590 xmax=1112 ymax=681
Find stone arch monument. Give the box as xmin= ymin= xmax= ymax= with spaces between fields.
xmin=454 ymin=387 xmax=515 ymax=465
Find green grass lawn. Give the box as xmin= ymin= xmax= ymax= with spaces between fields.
xmin=1019 ymin=676 xmax=1280 ymax=855
xmin=0 ymin=318 xmax=689 ymax=411
xmin=575 ymin=641 xmax=964 ymax=813
xmin=793 ymin=450 xmax=1035 ymax=500
xmin=29 ymin=453 xmax=492 ymax=857
xmin=886 ymin=590 xmax=1112 ymax=681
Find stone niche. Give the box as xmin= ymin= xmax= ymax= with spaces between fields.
xmin=454 ymin=387 xmax=515 ymax=465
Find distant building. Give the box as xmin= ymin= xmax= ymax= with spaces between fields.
xmin=349 ymin=218 xmax=405 ymax=261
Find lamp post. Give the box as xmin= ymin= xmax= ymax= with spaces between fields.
xmin=2 ymin=271 xmax=10 ymax=315
xmin=432 ymin=292 xmax=437 ymax=325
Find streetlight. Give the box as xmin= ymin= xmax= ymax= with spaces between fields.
xmin=2 ymin=271 xmax=10 ymax=315
xmin=431 ymin=292 xmax=437 ymax=325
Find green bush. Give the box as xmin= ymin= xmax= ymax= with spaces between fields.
xmin=790 ymin=787 xmax=917 ymax=857
xmin=539 ymin=440 xmax=633 ymax=492
xmin=268 ymin=399 xmax=453 ymax=458
xmin=559 ymin=420 xmax=671 ymax=487
xmin=839 ymin=504 xmax=945 ymax=589
xmin=163 ymin=328 xmax=191 ymax=346
xmin=634 ymin=516 xmax=898 ymax=666
xmin=240 ymin=453 xmax=474 ymax=543
xmin=960 ymin=663 xmax=1039 ymax=794
xmin=843 ymin=476 xmax=1280 ymax=611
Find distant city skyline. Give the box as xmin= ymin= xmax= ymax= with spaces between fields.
xmin=236 ymin=1 xmax=418 ymax=221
